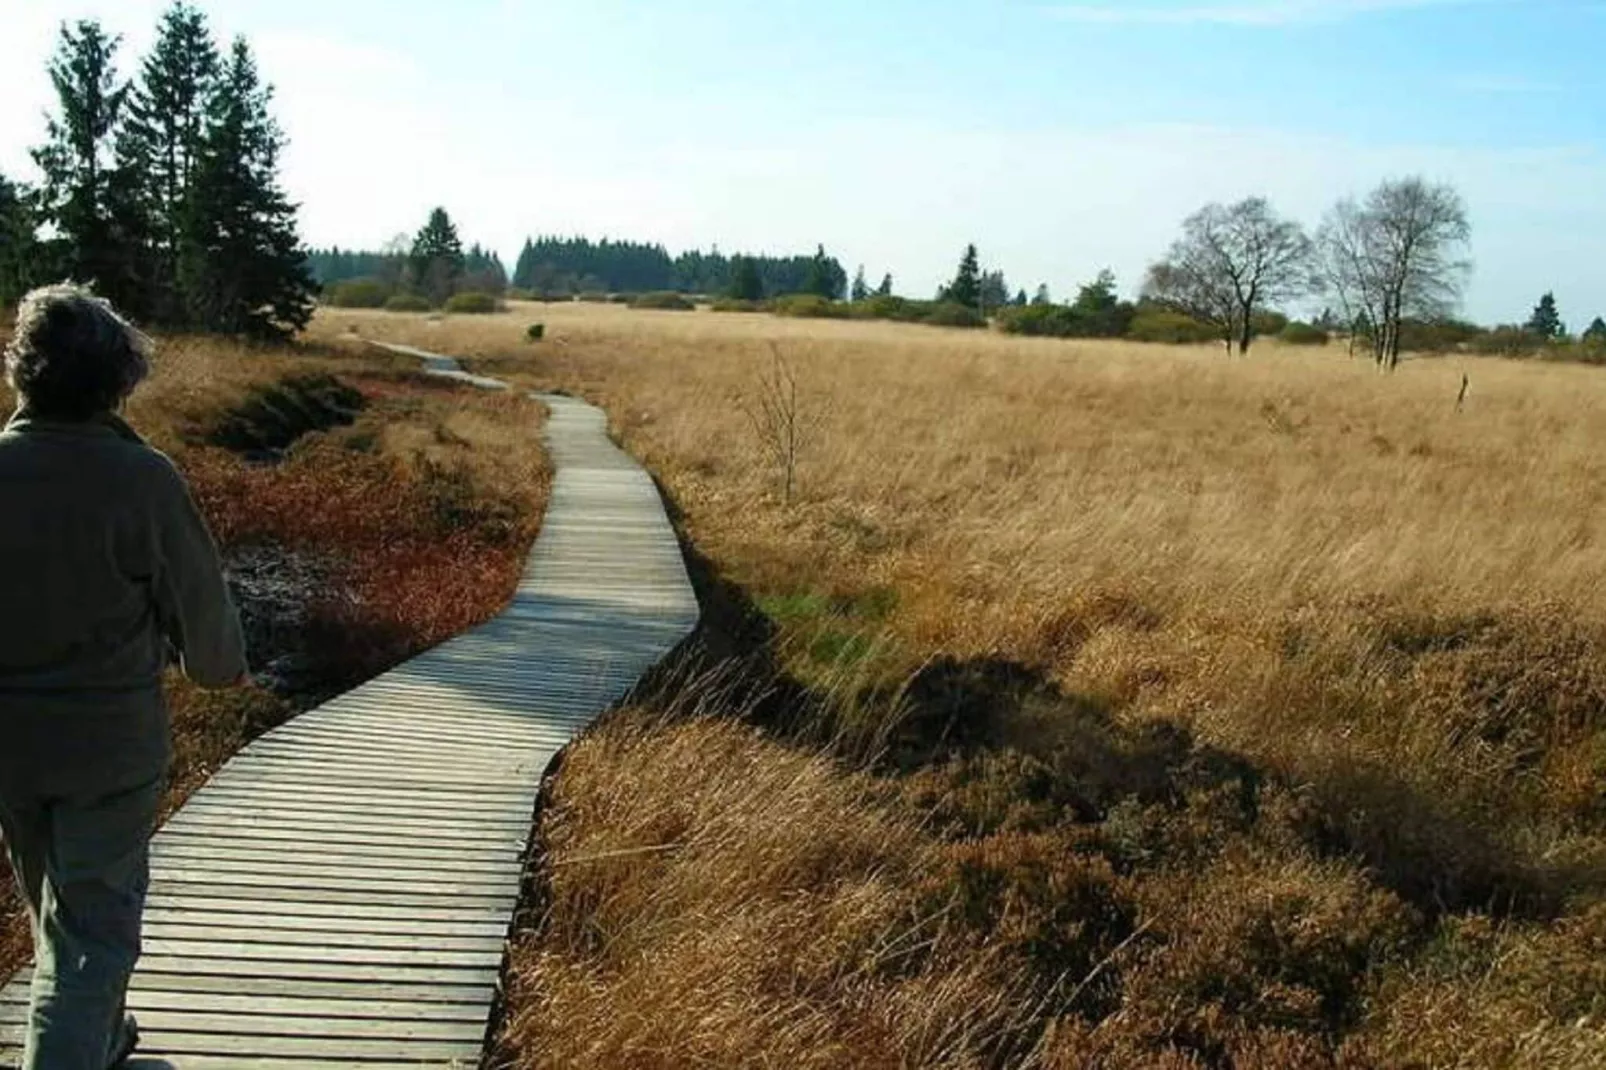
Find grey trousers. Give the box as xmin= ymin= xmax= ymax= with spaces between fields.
xmin=0 ymin=775 xmax=158 ymax=1069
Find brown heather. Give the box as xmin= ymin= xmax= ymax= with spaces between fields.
xmin=311 ymin=303 xmax=1606 ymax=1068
xmin=0 ymin=332 xmax=550 ymax=984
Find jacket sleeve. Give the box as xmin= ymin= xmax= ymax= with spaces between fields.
xmin=150 ymin=458 xmax=248 ymax=688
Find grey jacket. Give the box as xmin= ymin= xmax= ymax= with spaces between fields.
xmin=0 ymin=408 xmax=247 ymax=794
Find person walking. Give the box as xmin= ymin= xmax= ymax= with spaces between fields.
xmin=0 ymin=284 xmax=248 ymax=1068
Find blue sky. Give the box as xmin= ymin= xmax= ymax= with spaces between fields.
xmin=2 ymin=0 xmax=1603 ymax=323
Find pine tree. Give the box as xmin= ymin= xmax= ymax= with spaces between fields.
xmin=181 ymin=37 xmax=313 ymax=338
xmin=802 ymin=244 xmax=844 ymax=299
xmin=1583 ymin=317 xmax=1606 ymax=344
xmin=877 ymin=273 xmax=893 ymax=297
xmin=978 ymin=269 xmax=1008 ymax=313
xmin=1525 ymin=291 xmax=1565 ymax=339
xmin=409 ymin=207 xmax=464 ymax=306
xmin=850 ymin=264 xmax=869 ymax=302
xmin=512 ymin=237 xmax=535 ymax=290
xmin=0 ymin=172 xmax=42 ymax=306
xmin=461 ymin=242 xmax=507 ymax=295
xmin=1032 ymin=283 xmax=1051 ymax=306
xmin=31 ymin=20 xmax=146 ymax=316
xmin=728 ymin=256 xmax=764 ymax=301
xmin=119 ymin=2 xmax=219 ymax=324
xmin=944 ymin=244 xmax=981 ymax=308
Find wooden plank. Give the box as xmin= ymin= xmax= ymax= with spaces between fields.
xmin=129 ymin=1053 xmax=449 ymax=1060
xmin=131 ymin=955 xmax=498 ymax=985
xmin=146 ymin=880 xmax=515 ymax=912
xmin=126 ymin=973 xmax=492 ymax=1003
xmin=149 ymin=866 xmax=516 ymax=899
xmin=147 ymin=853 xmax=516 ymax=888
xmin=202 ymin=772 xmax=538 ymax=803
xmin=2 ymin=1002 xmax=490 ymax=1042
xmin=140 ymin=909 xmax=509 ymax=941
xmin=175 ymin=788 xmax=530 ymax=820
xmin=140 ymin=938 xmax=503 ymax=971
xmin=138 ymin=1032 xmax=478 ymax=1059
xmin=152 ymin=831 xmax=517 ymax=863
xmin=149 ymin=843 xmax=518 ymax=879
xmin=154 ymin=826 xmax=520 ymax=862
xmin=124 ymin=990 xmax=489 ymax=1021
xmin=256 ymin=724 xmax=572 ymax=755
xmin=140 ymin=922 xmax=505 ymax=954
xmin=122 ymin=1010 xmax=484 ymax=1043
xmin=141 ymin=890 xmax=511 ymax=924
xmin=248 ymin=725 xmax=560 ymax=755
xmin=162 ymin=806 xmax=529 ymax=843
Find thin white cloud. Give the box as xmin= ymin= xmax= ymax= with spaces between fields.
xmin=1044 ymin=0 xmax=1489 ymax=26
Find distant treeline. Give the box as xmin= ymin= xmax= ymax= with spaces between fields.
xmin=307 ymin=236 xmax=849 ymax=302
xmin=307 ymin=243 xmax=507 ymax=292
xmin=510 ymin=237 xmax=847 ymax=299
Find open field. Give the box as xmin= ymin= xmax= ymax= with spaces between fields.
xmin=0 ymin=333 xmax=550 ymax=984
xmin=316 ymin=302 xmax=1606 ymax=1068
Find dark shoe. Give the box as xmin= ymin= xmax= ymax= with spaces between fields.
xmin=106 ymin=1015 xmax=139 ymax=1068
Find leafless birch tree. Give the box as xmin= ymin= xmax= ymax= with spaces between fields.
xmin=1317 ymin=177 xmax=1471 ymax=370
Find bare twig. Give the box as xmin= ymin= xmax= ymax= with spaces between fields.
xmin=737 ymin=343 xmax=827 ymax=504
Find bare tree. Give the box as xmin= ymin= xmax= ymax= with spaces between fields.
xmin=740 ymin=345 xmax=826 ymax=506
xmin=1317 ymin=177 xmax=1471 ymax=371
xmin=1144 ymin=197 xmax=1318 ymax=355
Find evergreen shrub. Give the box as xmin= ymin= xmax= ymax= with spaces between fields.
xmin=444 ymin=291 xmax=500 ymax=314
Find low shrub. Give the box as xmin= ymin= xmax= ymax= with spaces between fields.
xmin=629 ymin=291 xmax=696 ymax=311
xmin=578 ymin=291 xmax=612 ymax=303
xmin=921 ymin=301 xmax=987 ymax=329
xmin=383 ymin=293 xmax=431 ymax=313
xmin=842 ymin=295 xmax=987 ymax=330
xmin=847 ymin=295 xmax=924 ymax=322
xmin=1251 ymin=310 xmax=1291 ymax=337
xmin=996 ymin=303 xmax=1085 ymax=338
xmin=323 ymin=278 xmax=391 ymax=308
xmin=1399 ymin=318 xmax=1484 ymax=354
xmin=504 ymin=287 xmax=535 ymax=301
xmin=1127 ymin=308 xmax=1220 ymax=344
xmin=1473 ymin=326 xmax=1544 ymax=358
xmin=709 ymin=298 xmax=766 ymax=313
xmin=609 ymin=293 xmax=638 ymax=305
xmin=443 ymin=291 xmax=501 ymax=314
xmin=1279 ymin=322 xmax=1331 ymax=346
xmin=771 ymin=294 xmax=848 ymax=319
xmin=1568 ymin=338 xmax=1606 ymax=365
xmin=526 ymin=323 xmax=545 ymax=341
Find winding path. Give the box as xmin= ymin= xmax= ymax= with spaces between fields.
xmin=1 ymin=349 xmax=699 ymax=1067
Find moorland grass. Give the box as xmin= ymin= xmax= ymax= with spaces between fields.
xmin=315 ymin=304 xmax=1606 ymax=1067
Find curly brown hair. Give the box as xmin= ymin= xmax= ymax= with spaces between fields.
xmin=5 ymin=283 xmax=151 ymax=421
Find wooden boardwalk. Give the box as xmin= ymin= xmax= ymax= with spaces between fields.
xmin=1 ymin=354 xmax=699 ymax=1067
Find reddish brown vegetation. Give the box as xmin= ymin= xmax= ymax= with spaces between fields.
xmin=0 ymin=340 xmax=548 ymax=984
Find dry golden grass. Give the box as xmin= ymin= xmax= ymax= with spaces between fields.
xmin=0 ymin=330 xmax=550 ymax=985
xmin=317 ymin=304 xmax=1606 ymax=1068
